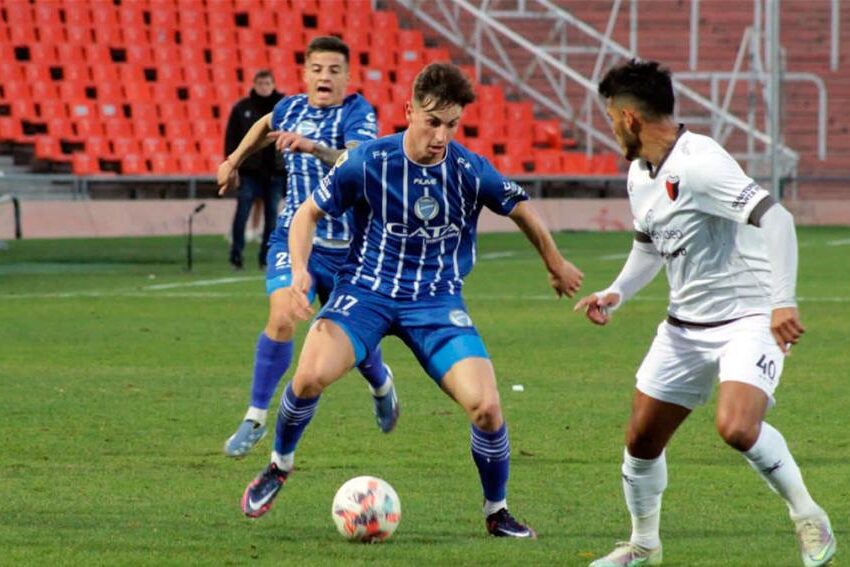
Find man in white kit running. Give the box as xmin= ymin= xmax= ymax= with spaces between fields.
xmin=575 ymin=59 xmax=836 ymax=567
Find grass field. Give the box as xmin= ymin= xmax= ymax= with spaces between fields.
xmin=1 ymin=228 xmax=847 ymax=566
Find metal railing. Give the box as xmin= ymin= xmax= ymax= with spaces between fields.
xmin=393 ymin=0 xmax=822 ymax=184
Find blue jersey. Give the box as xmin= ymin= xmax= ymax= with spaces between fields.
xmin=270 ymin=93 xmax=378 ymax=242
xmin=313 ymin=133 xmax=529 ymax=300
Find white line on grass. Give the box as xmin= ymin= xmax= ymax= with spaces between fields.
xmin=479 ymin=251 xmax=517 ymax=260
xmin=143 ymin=275 xmax=262 ymax=290
xmin=826 ymin=239 xmax=850 ymax=246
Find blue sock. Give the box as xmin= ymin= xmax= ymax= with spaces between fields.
xmin=471 ymin=423 xmax=511 ymax=502
xmin=356 ymin=345 xmax=388 ymax=391
xmin=250 ymin=332 xmax=293 ymax=410
xmin=274 ymin=382 xmax=320 ymax=455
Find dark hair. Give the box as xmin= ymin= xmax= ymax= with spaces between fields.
xmin=598 ymin=59 xmax=674 ymax=118
xmin=253 ymin=69 xmax=274 ymax=82
xmin=305 ymin=35 xmax=350 ymax=63
xmin=413 ymin=63 xmax=476 ymax=109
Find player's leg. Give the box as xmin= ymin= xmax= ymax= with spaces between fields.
xmin=242 ymin=319 xmax=355 ymax=518
xmin=592 ymin=320 xmax=713 ymax=567
xmin=229 ymin=175 xmax=258 ymax=269
xmin=242 ymin=284 xmax=390 ymax=518
xmin=223 ymin=238 xmax=313 ymax=457
xmin=258 ymin=175 xmax=283 ymax=269
xmin=716 ymin=317 xmax=834 ymax=566
xmin=312 ymin=248 xmax=399 ymax=432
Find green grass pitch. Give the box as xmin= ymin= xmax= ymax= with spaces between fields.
xmin=1 ymin=228 xmax=847 ymax=566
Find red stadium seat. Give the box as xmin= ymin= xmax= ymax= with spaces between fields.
xmin=122 ymin=26 xmax=150 ymax=45
xmin=178 ymin=8 xmax=206 ymax=28
xmin=465 ymin=138 xmax=495 ymax=161
xmin=55 ymin=44 xmax=85 ymax=64
xmin=64 ymin=24 xmax=93 ymax=44
xmin=180 ymin=27 xmax=208 ymax=46
xmin=103 ymin=119 xmax=133 ymax=139
xmin=0 ymin=117 xmax=23 ymax=141
xmin=198 ymin=137 xmax=223 ymax=157
xmin=207 ymin=9 xmax=236 ymax=29
xmin=192 ymin=119 xmax=221 ymax=138
xmin=112 ymin=137 xmax=140 ymax=156
xmin=184 ymin=65 xmax=212 ymax=84
xmin=211 ymin=65 xmax=239 ymax=85
xmin=533 ymin=149 xmax=563 ymax=174
xmin=141 ymin=137 xmax=167 ymax=155
xmin=424 ymin=47 xmax=451 ymax=64
xmin=66 ymin=4 xmax=93 ymax=27
xmin=46 ymin=118 xmax=74 ymax=139
xmin=34 ymin=136 xmax=64 ymax=160
xmin=151 ymin=83 xmax=178 ymax=102
xmin=165 ymin=120 xmax=192 ymax=140
xmin=90 ymin=64 xmax=120 ymax=84
xmin=150 ymin=153 xmax=179 ymax=173
xmin=214 ymin=83 xmax=241 ymax=104
xmin=589 ymin=153 xmax=620 ymax=174
xmin=31 ymin=81 xmax=58 ymax=101
xmin=533 ymin=120 xmax=561 ymax=148
xmin=71 ymin=153 xmax=100 ymax=175
xmin=125 ymin=82 xmax=154 ymax=102
xmin=317 ymin=10 xmax=345 ymax=36
xmin=95 ymin=81 xmax=124 ymax=102
xmin=74 ymin=118 xmax=105 ymax=137
xmin=132 ymin=120 xmax=161 ymax=139
xmin=131 ymin=103 xmax=159 ymax=123
xmin=84 ymin=136 xmax=111 ymax=156
xmin=122 ymin=154 xmax=148 ymax=174
xmin=29 ymin=43 xmax=58 ymax=65
xmin=185 ymin=103 xmax=216 ymax=121
xmin=169 ymin=137 xmax=196 ymax=154
xmin=84 ymin=45 xmax=113 ymax=66
xmin=209 ymin=28 xmax=236 ymax=47
xmin=2 ymin=80 xmax=29 ymax=100
xmin=57 ymin=80 xmax=87 ymax=102
xmin=494 ymin=154 xmax=526 ymax=175
xmin=178 ymin=154 xmax=209 ymax=174
xmin=398 ymin=30 xmax=425 ymax=51
xmin=38 ymin=100 xmax=68 ymax=120
xmin=63 ymin=63 xmax=90 ymax=83
xmin=158 ymin=102 xmax=188 ymax=122
xmin=22 ymin=64 xmax=51 ymax=83
xmin=156 ymin=64 xmax=185 ymax=84
xmin=178 ymin=47 xmax=206 ymax=66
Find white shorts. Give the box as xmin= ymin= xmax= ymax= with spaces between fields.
xmin=636 ymin=314 xmax=784 ymax=409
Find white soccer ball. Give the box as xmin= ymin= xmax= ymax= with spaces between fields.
xmin=331 ymin=476 xmax=401 ymax=542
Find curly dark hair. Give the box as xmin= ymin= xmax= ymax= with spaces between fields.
xmin=598 ymin=59 xmax=674 ymax=118
xmin=413 ymin=63 xmax=476 ymax=109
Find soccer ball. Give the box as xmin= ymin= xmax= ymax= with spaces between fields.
xmin=331 ymin=476 xmax=401 ymax=542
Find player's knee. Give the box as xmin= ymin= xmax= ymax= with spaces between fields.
xmin=266 ymin=311 xmax=295 ymax=341
xmin=292 ymin=367 xmax=326 ymax=398
xmin=716 ymin=417 xmax=760 ymax=451
xmin=625 ymin=429 xmax=665 ymax=460
xmin=469 ymin=400 xmax=503 ymax=431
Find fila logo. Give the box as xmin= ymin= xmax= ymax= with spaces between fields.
xmin=413 ymin=177 xmax=437 ymax=186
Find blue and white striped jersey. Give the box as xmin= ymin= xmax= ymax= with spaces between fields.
xmin=313 ymin=133 xmax=529 ymax=299
xmin=270 ymin=93 xmax=377 ymax=243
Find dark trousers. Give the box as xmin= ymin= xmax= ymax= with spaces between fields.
xmin=229 ymin=173 xmax=285 ymax=267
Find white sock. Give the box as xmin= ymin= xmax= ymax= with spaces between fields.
xmin=483 ymin=499 xmax=507 ymax=516
xmin=271 ymin=450 xmax=294 ymax=472
xmin=622 ymin=448 xmax=666 ymax=549
xmin=742 ymin=422 xmax=824 ymax=521
xmin=245 ymin=407 xmax=268 ymax=427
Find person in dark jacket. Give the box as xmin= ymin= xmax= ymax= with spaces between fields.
xmin=224 ymin=70 xmax=285 ymax=269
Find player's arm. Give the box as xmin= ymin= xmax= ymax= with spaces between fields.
xmin=574 ymin=232 xmax=663 ymax=325
xmin=749 ymin=197 xmax=805 ymax=353
xmin=269 ymin=133 xmax=354 ymax=167
xmin=217 ymin=112 xmax=275 ymax=195
xmin=508 ymin=201 xmax=583 ymax=298
xmin=287 ymin=196 xmax=325 ymax=320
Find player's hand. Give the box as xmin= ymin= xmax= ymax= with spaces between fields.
xmin=548 ymin=259 xmax=583 ymax=298
xmin=267 ymin=131 xmax=317 ymax=155
xmin=771 ymin=306 xmax=805 ymax=354
xmin=574 ymin=292 xmax=621 ymax=326
xmin=287 ymin=268 xmax=315 ymax=321
xmin=217 ymin=159 xmax=239 ymax=195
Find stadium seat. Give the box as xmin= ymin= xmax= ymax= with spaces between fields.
xmin=121 ymin=154 xmax=147 ymax=174
xmin=150 ymin=153 xmax=179 ymax=173
xmin=186 ymin=102 xmax=216 ymax=121
xmin=494 ymin=154 xmax=526 ymax=175
xmin=74 ymin=118 xmax=105 ymax=137
xmin=192 ymin=120 xmax=221 ymax=139
xmin=125 ymin=82 xmax=154 ymax=102
xmin=198 ymin=137 xmax=223 ymax=158
xmin=317 ymin=10 xmax=345 ymax=36
xmin=90 ymin=64 xmax=120 ymax=84
xmin=38 ymin=100 xmax=68 ymax=121
xmin=179 ymin=27 xmax=208 ymax=46
xmin=562 ymin=152 xmax=590 ymax=174
xmin=178 ymin=46 xmax=206 ymax=66
xmin=65 ymin=4 xmax=93 ymax=27
xmin=31 ymin=81 xmax=58 ymax=101
xmin=22 ymin=64 xmax=51 ymax=83
xmin=140 ymin=137 xmax=167 ymax=156
xmin=158 ymin=102 xmax=187 ymax=122
xmin=84 ymin=136 xmax=111 ymax=156
xmin=71 ymin=152 xmax=100 ymax=175
xmin=590 ymin=153 xmax=620 ymax=174
xmin=29 ymin=43 xmax=58 ymax=65
xmin=533 ymin=120 xmax=561 ymax=148
xmin=465 ymin=138 xmax=495 ymax=161
xmin=0 ymin=117 xmax=22 ymax=141
xmin=89 ymin=4 xmax=117 ymax=28
xmin=178 ymin=154 xmax=209 ymax=174
xmin=169 ymin=137 xmax=196 ymax=154
xmin=69 ymin=101 xmax=96 ymax=119
xmin=424 ymin=47 xmax=451 ymax=64
xmin=46 ymin=118 xmax=73 ymax=139
xmin=112 ymin=137 xmax=141 ymax=156
xmin=133 ymin=120 xmax=162 ymax=139
xmin=534 ymin=149 xmax=563 ymax=174
xmin=34 ymin=135 xmax=65 ymax=161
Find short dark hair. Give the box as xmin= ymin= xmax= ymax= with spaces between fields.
xmin=598 ymin=59 xmax=674 ymax=118
xmin=413 ymin=63 xmax=476 ymax=109
xmin=253 ymin=69 xmax=274 ymax=82
xmin=305 ymin=35 xmax=350 ymax=63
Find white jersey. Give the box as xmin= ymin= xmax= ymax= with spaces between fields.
xmin=627 ymin=127 xmax=773 ymax=323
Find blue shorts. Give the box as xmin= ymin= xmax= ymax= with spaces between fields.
xmin=317 ymin=282 xmax=490 ymax=382
xmin=265 ymin=232 xmax=349 ymax=304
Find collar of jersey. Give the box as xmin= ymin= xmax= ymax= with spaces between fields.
xmin=401 ymin=131 xmax=449 ymax=168
xmin=647 ymin=123 xmax=687 ymax=180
